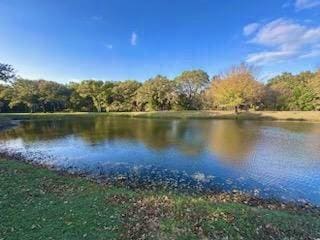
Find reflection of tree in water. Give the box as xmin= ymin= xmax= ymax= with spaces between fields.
xmin=203 ymin=121 xmax=261 ymax=165
xmin=76 ymin=117 xmax=178 ymax=149
xmin=173 ymin=120 xmax=206 ymax=155
xmin=0 ymin=117 xmax=205 ymax=154
xmin=0 ymin=116 xmax=185 ymax=149
xmin=79 ymin=118 xmax=206 ymax=153
xmin=1 ymin=117 xmax=319 ymax=161
xmin=203 ymin=120 xmax=320 ymax=165
xmin=0 ymin=120 xmax=75 ymax=141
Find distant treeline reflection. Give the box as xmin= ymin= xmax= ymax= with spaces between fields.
xmin=1 ymin=117 xmax=318 ymax=164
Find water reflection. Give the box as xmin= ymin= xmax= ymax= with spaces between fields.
xmin=204 ymin=121 xmax=260 ymax=164
xmin=1 ymin=117 xmax=319 ymax=162
xmin=0 ymin=116 xmax=320 ymax=204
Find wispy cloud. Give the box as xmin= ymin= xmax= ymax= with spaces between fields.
xmin=295 ymin=0 xmax=320 ymax=10
xmin=243 ymin=23 xmax=260 ymax=36
xmin=247 ymin=50 xmax=297 ymax=65
xmin=244 ymin=18 xmax=320 ymax=64
xmin=130 ymin=32 xmax=137 ymax=46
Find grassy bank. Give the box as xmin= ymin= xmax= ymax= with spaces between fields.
xmin=1 ymin=110 xmax=320 ymax=122
xmin=1 ymin=158 xmax=319 ymax=240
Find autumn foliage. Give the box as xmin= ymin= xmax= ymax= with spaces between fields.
xmin=0 ymin=62 xmax=319 ymax=113
xmin=208 ymin=64 xmax=265 ymax=112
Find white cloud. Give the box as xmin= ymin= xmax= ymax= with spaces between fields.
xmin=130 ymin=32 xmax=137 ymax=46
xmin=246 ymin=50 xmax=297 ymax=64
xmin=244 ymin=18 xmax=320 ymax=64
xmin=243 ymin=23 xmax=260 ymax=36
xmin=295 ymin=0 xmax=320 ymax=10
xmin=250 ymin=19 xmax=306 ymax=49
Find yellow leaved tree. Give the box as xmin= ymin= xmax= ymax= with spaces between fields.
xmin=208 ymin=64 xmax=265 ymax=113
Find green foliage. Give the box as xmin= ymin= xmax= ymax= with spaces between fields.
xmin=109 ymin=80 xmax=141 ymax=112
xmin=308 ymin=72 xmax=320 ymax=110
xmin=175 ymin=70 xmax=210 ymax=110
xmin=76 ymin=80 xmax=114 ymax=112
xmin=3 ymin=79 xmax=70 ymax=113
xmin=267 ymin=71 xmax=319 ymax=110
xmin=136 ymin=75 xmax=177 ymax=111
xmin=0 ymin=62 xmax=319 ymax=113
xmin=67 ymin=82 xmax=94 ymax=112
xmin=0 ymin=84 xmax=13 ymax=112
xmin=37 ymin=80 xmax=71 ymax=112
xmin=9 ymin=79 xmax=40 ymax=112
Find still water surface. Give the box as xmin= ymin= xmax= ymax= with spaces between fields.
xmin=1 ymin=116 xmax=320 ymax=204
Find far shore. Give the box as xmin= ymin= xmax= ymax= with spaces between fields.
xmin=1 ymin=110 xmax=320 ymax=122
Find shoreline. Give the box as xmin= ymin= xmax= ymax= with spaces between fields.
xmin=1 ymin=110 xmax=320 ymax=122
xmin=0 ymin=150 xmax=319 ymax=212
xmin=1 ymin=157 xmax=320 ymax=239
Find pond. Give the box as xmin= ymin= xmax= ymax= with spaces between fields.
xmin=1 ymin=116 xmax=320 ymax=205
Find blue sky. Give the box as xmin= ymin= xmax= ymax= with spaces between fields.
xmin=0 ymin=0 xmax=320 ymax=83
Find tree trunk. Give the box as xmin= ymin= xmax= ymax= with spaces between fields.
xmin=234 ymin=106 xmax=239 ymax=114
xmin=97 ymin=104 xmax=101 ymax=112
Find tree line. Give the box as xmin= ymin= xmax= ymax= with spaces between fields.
xmin=0 ymin=63 xmax=319 ymax=113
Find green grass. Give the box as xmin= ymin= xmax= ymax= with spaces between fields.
xmin=1 ymin=159 xmax=319 ymax=239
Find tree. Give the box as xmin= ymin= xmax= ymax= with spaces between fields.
xmin=9 ymin=79 xmax=40 ymax=112
xmin=209 ymin=64 xmax=264 ymax=113
xmin=0 ymin=63 xmax=15 ymax=82
xmin=109 ymin=80 xmax=141 ymax=112
xmin=67 ymin=82 xmax=94 ymax=112
xmin=136 ymin=75 xmax=177 ymax=111
xmin=76 ymin=80 xmax=114 ymax=112
xmin=267 ymin=71 xmax=318 ymax=110
xmin=289 ymin=71 xmax=316 ymax=111
xmin=0 ymin=84 xmax=12 ymax=112
xmin=37 ymin=80 xmax=71 ymax=112
xmin=5 ymin=79 xmax=72 ymax=113
xmin=307 ymin=70 xmax=320 ymax=110
xmin=264 ymin=73 xmax=293 ymax=110
xmin=175 ymin=70 xmax=210 ymax=110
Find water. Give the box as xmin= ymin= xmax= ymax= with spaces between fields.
xmin=1 ymin=116 xmax=320 ymax=204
